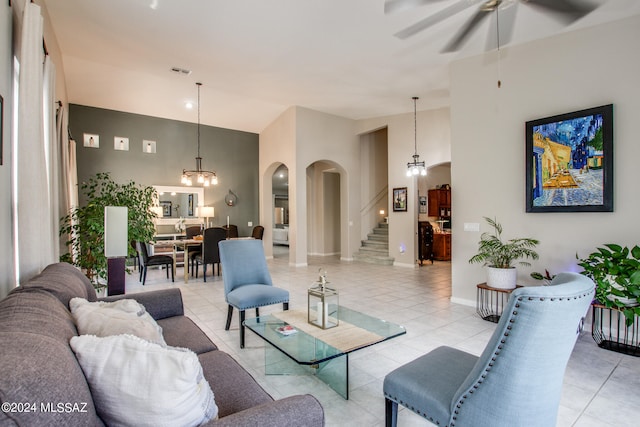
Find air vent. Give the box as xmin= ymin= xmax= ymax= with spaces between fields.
xmin=170 ymin=67 xmax=192 ymax=76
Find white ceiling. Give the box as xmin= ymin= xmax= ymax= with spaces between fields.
xmin=42 ymin=0 xmax=639 ymax=133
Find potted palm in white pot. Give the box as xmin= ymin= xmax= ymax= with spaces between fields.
xmin=469 ymin=217 xmax=540 ymax=289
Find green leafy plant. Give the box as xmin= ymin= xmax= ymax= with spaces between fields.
xmin=468 ymin=217 xmax=539 ymax=268
xmin=531 ymin=269 xmax=556 ymax=285
xmin=59 ymin=172 xmax=157 ymax=288
xmin=577 ymin=244 xmax=640 ymax=325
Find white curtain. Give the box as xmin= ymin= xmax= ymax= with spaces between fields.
xmin=44 ymin=56 xmax=60 ymax=261
xmin=58 ymin=106 xmax=78 ymax=259
xmin=15 ymin=2 xmax=55 ymax=282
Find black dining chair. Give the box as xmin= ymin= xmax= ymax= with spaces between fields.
xmin=251 ymin=225 xmax=264 ymax=240
xmin=224 ymin=224 xmax=239 ymax=239
xmin=136 ymin=241 xmax=174 ymax=285
xmin=185 ymin=225 xmax=202 ymax=274
xmin=194 ymin=227 xmax=227 ymax=281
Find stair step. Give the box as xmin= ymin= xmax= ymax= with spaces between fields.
xmin=353 ymin=252 xmax=395 ymax=266
xmin=358 ymin=246 xmax=389 ymax=255
xmin=367 ymin=233 xmax=388 ymax=241
xmin=362 ymin=240 xmax=388 ymax=248
xmin=355 ymin=223 xmax=393 ymax=265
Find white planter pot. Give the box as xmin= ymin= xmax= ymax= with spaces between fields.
xmin=486 ymin=266 xmax=517 ymax=290
xmin=605 ymin=275 xmax=639 ymax=307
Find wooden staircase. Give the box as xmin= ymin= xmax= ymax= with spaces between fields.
xmin=353 ymin=222 xmax=394 ymax=265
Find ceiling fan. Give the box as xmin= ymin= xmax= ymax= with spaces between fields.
xmin=386 ymin=0 xmax=598 ymax=52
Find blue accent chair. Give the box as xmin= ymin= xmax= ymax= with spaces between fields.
xmin=219 ymin=239 xmax=289 ymax=348
xmin=383 ymin=272 xmax=595 ymax=427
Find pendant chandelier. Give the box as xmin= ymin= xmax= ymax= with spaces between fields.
xmin=181 ymin=82 xmax=218 ymax=187
xmin=406 ymin=96 xmax=427 ymax=177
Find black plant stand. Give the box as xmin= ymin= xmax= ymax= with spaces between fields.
xmin=592 ymin=304 xmax=640 ymax=357
xmin=476 ymin=283 xmax=520 ymax=323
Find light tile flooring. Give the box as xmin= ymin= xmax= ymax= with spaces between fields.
xmin=125 ymin=250 xmax=640 ymax=426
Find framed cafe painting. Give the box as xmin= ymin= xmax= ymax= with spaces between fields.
xmin=525 ymin=104 xmax=613 ymax=213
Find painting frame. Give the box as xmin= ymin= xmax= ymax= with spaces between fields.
xmin=419 ymin=195 xmax=427 ymax=214
xmin=160 ymin=200 xmax=172 ymax=217
xmin=393 ymin=187 xmax=408 ymax=212
xmin=188 ymin=194 xmax=194 ymax=216
xmin=525 ymin=104 xmax=613 ymax=213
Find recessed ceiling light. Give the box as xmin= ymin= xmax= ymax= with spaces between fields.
xmin=185 ymin=101 xmax=194 ymax=109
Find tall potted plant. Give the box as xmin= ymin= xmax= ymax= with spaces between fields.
xmin=469 ymin=217 xmax=539 ymax=289
xmin=60 ymin=172 xmax=157 ymax=289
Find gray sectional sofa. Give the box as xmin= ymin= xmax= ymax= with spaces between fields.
xmin=0 ymin=262 xmax=324 ymax=426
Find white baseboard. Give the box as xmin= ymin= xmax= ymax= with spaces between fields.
xmin=450 ymin=296 xmax=476 ymax=308
xmin=393 ymin=261 xmax=416 ymax=268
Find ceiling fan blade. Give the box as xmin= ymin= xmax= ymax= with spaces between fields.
xmin=394 ymin=0 xmax=483 ymax=39
xmin=384 ymin=0 xmax=442 ymax=15
xmin=442 ymin=8 xmax=492 ymax=52
xmin=524 ymin=0 xmax=598 ymax=24
xmin=485 ymin=2 xmax=518 ymax=51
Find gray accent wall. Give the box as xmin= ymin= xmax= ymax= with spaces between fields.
xmin=69 ymin=104 xmax=259 ymax=237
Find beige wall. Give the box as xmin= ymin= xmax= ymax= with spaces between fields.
xmin=450 ymin=15 xmax=640 ymax=305
xmin=260 ymin=106 xmax=297 ymax=260
xmin=260 ymin=106 xmax=360 ymax=265
xmin=357 ymin=107 xmax=452 ymax=267
xmin=359 ymin=128 xmax=388 ymax=239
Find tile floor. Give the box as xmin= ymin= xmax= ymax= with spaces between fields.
xmin=125 ymin=250 xmax=640 ymax=426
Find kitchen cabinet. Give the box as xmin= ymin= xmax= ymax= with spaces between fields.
xmin=433 ymin=232 xmax=451 ymax=261
xmin=428 ymin=188 xmax=451 ymax=218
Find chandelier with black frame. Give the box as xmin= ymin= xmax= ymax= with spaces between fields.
xmin=406 ymin=96 xmax=427 ymax=177
xmin=181 ymin=82 xmax=219 ymax=187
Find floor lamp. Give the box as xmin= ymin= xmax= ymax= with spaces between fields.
xmin=105 ymin=206 xmax=128 ymax=296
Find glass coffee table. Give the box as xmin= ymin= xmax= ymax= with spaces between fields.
xmin=243 ymin=305 xmax=406 ymax=399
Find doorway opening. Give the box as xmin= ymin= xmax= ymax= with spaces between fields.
xmin=272 ymin=164 xmax=289 ymax=259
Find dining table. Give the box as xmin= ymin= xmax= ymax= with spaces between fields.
xmin=153 ymin=238 xmax=203 ymax=283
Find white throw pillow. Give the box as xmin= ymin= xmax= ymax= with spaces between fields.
xmin=69 ymin=297 xmax=166 ymax=345
xmin=70 ymin=334 xmax=218 ymax=426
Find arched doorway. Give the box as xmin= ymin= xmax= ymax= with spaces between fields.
xmin=306 ymin=161 xmax=342 ymax=259
xmin=272 ymin=164 xmax=289 ymax=259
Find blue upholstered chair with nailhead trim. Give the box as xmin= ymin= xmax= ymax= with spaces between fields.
xmin=383 ymin=272 xmax=594 ymax=427
xmin=219 ymin=239 xmax=289 ymax=349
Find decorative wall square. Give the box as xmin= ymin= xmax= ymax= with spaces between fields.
xmin=114 ymin=136 xmax=129 ymax=151
xmin=143 ymin=140 xmax=156 ymax=154
xmin=83 ymin=133 xmax=99 ymax=148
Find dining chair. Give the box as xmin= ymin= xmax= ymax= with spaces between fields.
xmin=185 ymin=225 xmax=202 ymax=274
xmin=218 ymin=239 xmax=289 ymax=348
xmin=224 ymin=224 xmax=239 ymax=239
xmin=136 ymin=241 xmax=174 ymax=286
xmin=194 ymin=227 xmax=227 ymax=281
xmin=251 ymin=225 xmax=264 ymax=240
xmin=383 ymin=272 xmax=594 ymax=427
xmin=128 ymin=240 xmax=139 ymax=271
